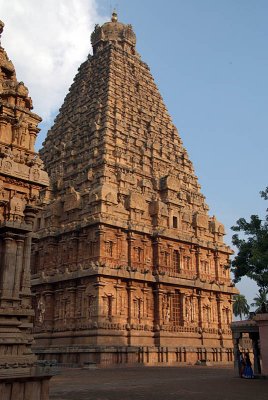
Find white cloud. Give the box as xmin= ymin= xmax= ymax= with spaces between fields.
xmin=0 ymin=0 xmax=106 ymax=124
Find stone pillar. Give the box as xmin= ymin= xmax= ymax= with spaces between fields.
xmin=28 ymin=126 xmax=38 ymax=151
xmin=13 ymin=237 xmax=25 ymax=297
xmin=21 ymin=233 xmax=32 ymax=296
xmin=192 ymin=293 xmax=198 ymax=324
xmin=254 ymin=313 xmax=268 ymax=376
xmin=153 ymin=285 xmax=164 ymax=330
xmin=1 ymin=234 xmax=16 ymax=299
xmin=214 ymin=251 xmax=220 ymax=282
xmin=195 ymin=247 xmax=200 ymax=278
xmin=216 ymin=294 xmax=223 ymax=331
xmin=127 ymin=282 xmax=136 ymax=325
xmin=126 ymin=282 xmax=136 ymax=345
xmin=141 ymin=237 xmax=148 ymax=267
xmin=95 ymin=226 xmax=105 ymax=260
xmin=249 ymin=332 xmax=261 ymax=375
xmin=93 ymin=278 xmax=106 ymax=323
xmin=152 ymin=236 xmax=160 ymax=272
xmin=127 ymin=231 xmax=134 ymax=268
xmin=141 ymin=286 xmax=150 ymax=322
xmin=180 ymin=291 xmax=186 ymax=326
xmin=232 ymin=333 xmax=241 ymax=376
xmin=196 ymin=290 xmax=203 ymax=329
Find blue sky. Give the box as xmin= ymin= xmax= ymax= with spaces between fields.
xmin=1 ymin=0 xmax=267 ymax=307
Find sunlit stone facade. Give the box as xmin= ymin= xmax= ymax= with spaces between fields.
xmin=32 ymin=13 xmax=237 ymax=366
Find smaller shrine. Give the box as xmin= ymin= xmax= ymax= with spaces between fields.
xmin=0 ymin=20 xmax=51 ymax=399
xmin=231 ymin=311 xmax=268 ymax=377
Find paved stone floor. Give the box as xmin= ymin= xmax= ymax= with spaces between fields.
xmin=49 ymin=366 xmax=268 ymax=400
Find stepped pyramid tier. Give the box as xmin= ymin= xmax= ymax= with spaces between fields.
xmin=32 ymin=13 xmax=237 ymax=366
xmin=0 ymin=21 xmax=51 ymax=399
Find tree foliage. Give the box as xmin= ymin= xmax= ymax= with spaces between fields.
xmin=231 ymin=187 xmax=268 ymax=289
xmin=251 ymin=288 xmax=268 ymax=313
xmin=233 ymin=294 xmax=250 ymax=320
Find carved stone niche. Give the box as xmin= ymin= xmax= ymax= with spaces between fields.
xmin=9 ymin=192 xmax=25 ymax=221
xmin=12 ymin=114 xmax=29 ymax=147
xmin=159 ymin=175 xmax=180 ymax=192
xmin=138 ymin=178 xmax=152 ymax=194
xmin=209 ymin=216 xmax=225 ymax=241
xmin=182 ymin=212 xmax=192 ymax=224
xmin=192 ymin=212 xmax=208 ymax=230
xmin=149 ymin=200 xmax=168 ymax=217
xmin=126 ymin=192 xmax=147 ymax=211
xmin=63 ymin=186 xmax=81 ymax=212
xmin=209 ymin=216 xmax=225 ymax=233
xmin=88 ymin=184 xmax=118 ymax=206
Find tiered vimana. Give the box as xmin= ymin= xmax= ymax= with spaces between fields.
xmin=32 ymin=12 xmax=237 ymax=366
xmin=0 ymin=21 xmax=51 ymax=399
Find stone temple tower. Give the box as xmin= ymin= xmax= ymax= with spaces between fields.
xmin=32 ymin=13 xmax=237 ymax=366
xmin=0 ymin=21 xmax=51 ymax=399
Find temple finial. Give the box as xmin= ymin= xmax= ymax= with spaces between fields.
xmin=111 ymin=10 xmax=118 ymax=22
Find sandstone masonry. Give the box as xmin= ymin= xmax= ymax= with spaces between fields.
xmin=32 ymin=13 xmax=238 ymax=366
xmin=0 ymin=20 xmax=51 ymax=399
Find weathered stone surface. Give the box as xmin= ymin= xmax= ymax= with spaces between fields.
xmin=32 ymin=13 xmax=238 ymax=366
xmin=0 ymin=20 xmax=51 ymax=399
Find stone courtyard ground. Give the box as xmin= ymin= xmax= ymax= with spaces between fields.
xmin=49 ymin=366 xmax=268 ymax=400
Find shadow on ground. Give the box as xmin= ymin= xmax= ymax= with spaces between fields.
xmin=49 ymin=366 xmax=268 ymax=400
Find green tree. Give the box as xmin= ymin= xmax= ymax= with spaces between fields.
xmin=251 ymin=288 xmax=268 ymax=313
xmin=233 ymin=294 xmax=250 ymax=320
xmin=231 ymin=187 xmax=268 ymax=289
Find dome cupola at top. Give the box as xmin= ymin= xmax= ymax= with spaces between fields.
xmin=91 ymin=12 xmax=136 ymax=54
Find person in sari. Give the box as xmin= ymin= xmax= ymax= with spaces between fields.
xmin=238 ymin=351 xmax=245 ymax=378
xmin=242 ymin=352 xmax=254 ymax=379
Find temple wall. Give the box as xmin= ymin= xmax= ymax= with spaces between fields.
xmin=33 ymin=345 xmax=234 ymax=367
xmin=31 ymin=14 xmax=237 ymax=367
xmin=0 ymin=376 xmax=50 ymax=400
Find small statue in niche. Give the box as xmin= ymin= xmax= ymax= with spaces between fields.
xmin=162 ymin=295 xmax=170 ymax=323
xmin=165 ymin=306 xmax=170 ymax=322
xmin=12 ymin=114 xmax=28 ymax=146
xmin=9 ymin=192 xmax=25 ymax=222
xmin=37 ymin=296 xmax=46 ymax=324
xmin=185 ymin=296 xmax=195 ymax=323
